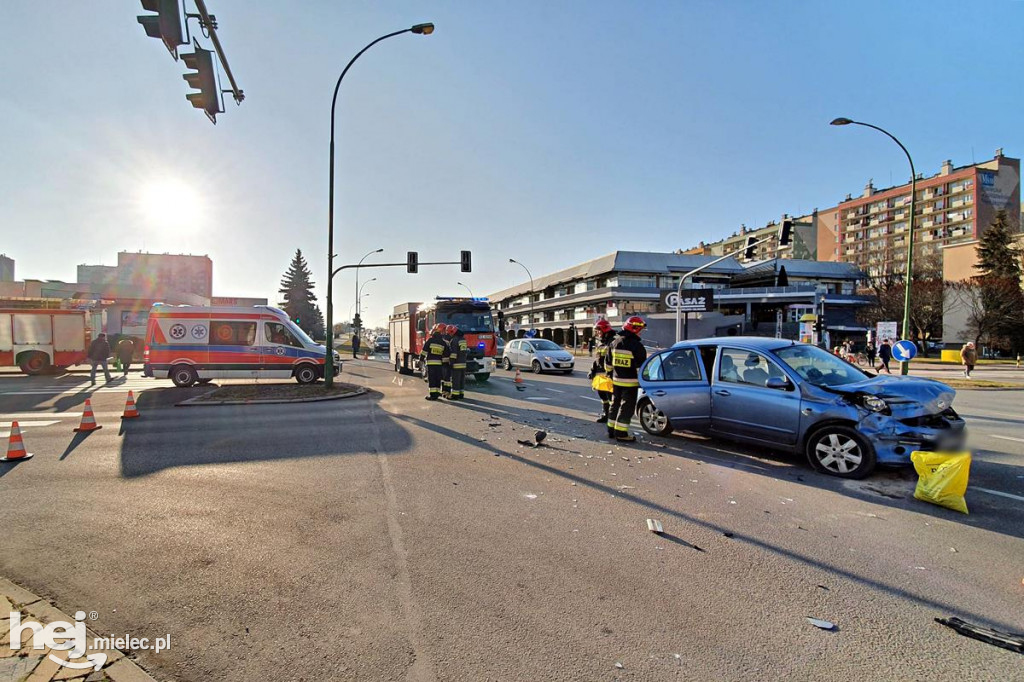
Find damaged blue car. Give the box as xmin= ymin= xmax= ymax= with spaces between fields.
xmin=636 ymin=337 xmax=966 ymax=479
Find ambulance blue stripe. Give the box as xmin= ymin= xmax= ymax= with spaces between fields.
xmin=150 ymin=343 xmax=324 ymax=359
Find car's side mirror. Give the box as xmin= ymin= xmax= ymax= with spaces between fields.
xmin=766 ymin=376 xmax=791 ymax=391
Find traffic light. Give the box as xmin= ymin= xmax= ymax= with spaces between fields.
xmin=460 ymin=250 xmax=472 ymax=273
xmin=137 ymin=0 xmax=184 ymax=59
xmin=407 ymin=251 xmax=419 ymax=274
xmin=353 ymin=313 xmax=362 ymax=329
xmin=778 ymin=218 xmax=794 ymax=247
xmin=743 ymin=236 xmax=757 ymax=260
xmin=182 ymin=46 xmax=221 ymax=124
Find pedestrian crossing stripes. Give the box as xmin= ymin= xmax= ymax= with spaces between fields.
xmin=0 ymin=379 xmax=170 ymax=396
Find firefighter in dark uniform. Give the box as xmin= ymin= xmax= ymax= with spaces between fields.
xmin=605 ymin=316 xmax=648 ymax=442
xmin=423 ymin=324 xmax=447 ymax=400
xmin=440 ymin=325 xmax=454 ymax=398
xmin=587 ymin=318 xmax=616 ymax=422
xmin=448 ymin=325 xmax=468 ymax=400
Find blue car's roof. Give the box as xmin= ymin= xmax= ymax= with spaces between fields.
xmin=669 ymin=336 xmax=802 ymax=352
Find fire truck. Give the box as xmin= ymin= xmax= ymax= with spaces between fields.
xmin=0 ymin=308 xmax=95 ymax=375
xmin=389 ymin=298 xmax=497 ymax=382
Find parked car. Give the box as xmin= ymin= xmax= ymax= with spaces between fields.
xmin=503 ymin=338 xmax=574 ymax=374
xmin=374 ymin=335 xmax=390 ymax=354
xmin=495 ymin=336 xmax=506 ymax=358
xmin=636 ymin=337 xmax=965 ymax=479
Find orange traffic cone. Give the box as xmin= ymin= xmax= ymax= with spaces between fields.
xmin=74 ymin=399 xmax=102 ymax=432
xmin=2 ymin=421 xmax=33 ymax=462
xmin=121 ymin=391 xmax=140 ymax=419
xmin=514 ymin=369 xmax=523 ymax=385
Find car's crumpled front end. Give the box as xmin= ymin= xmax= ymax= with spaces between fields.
xmin=816 ymin=376 xmax=966 ymax=465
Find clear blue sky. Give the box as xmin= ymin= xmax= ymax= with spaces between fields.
xmin=2 ymin=1 xmax=1021 ymax=327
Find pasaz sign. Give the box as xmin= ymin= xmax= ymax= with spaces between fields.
xmin=662 ymin=289 xmax=714 ymax=313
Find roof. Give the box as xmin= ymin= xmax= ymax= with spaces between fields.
xmin=487 ymin=251 xmax=745 ymax=301
xmin=739 ymin=258 xmax=865 ymax=279
xmin=670 ymin=336 xmax=803 ymax=351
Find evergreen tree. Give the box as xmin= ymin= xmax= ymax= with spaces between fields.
xmin=278 ymin=250 xmax=325 ymax=339
xmin=974 ymin=210 xmax=1024 ymax=352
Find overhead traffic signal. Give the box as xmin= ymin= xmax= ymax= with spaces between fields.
xmin=407 ymin=251 xmax=419 ymax=274
xmin=460 ymin=250 xmax=472 ymax=273
xmin=353 ymin=313 xmax=362 ymax=329
xmin=137 ymin=0 xmax=184 ymax=59
xmin=778 ymin=218 xmax=794 ymax=247
xmin=743 ymin=236 xmax=758 ymax=260
xmin=182 ymin=46 xmax=221 ymax=124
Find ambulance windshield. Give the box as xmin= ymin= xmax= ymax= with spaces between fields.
xmin=285 ymin=320 xmax=317 ymax=347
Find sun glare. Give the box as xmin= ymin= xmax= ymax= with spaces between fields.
xmin=139 ymin=178 xmax=204 ymax=228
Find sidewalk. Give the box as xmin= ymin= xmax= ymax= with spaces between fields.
xmin=1 ymin=577 xmax=157 ymax=682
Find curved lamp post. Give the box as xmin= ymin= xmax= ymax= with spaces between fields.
xmin=457 ymin=281 xmax=475 ymax=298
xmin=831 ymin=117 xmax=915 ymax=375
xmin=355 ymin=249 xmax=383 ymax=326
xmin=509 ymin=259 xmax=535 ymax=331
xmin=325 ymin=23 xmax=434 ymax=387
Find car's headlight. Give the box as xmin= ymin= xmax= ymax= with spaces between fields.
xmin=860 ymin=394 xmax=889 ymax=413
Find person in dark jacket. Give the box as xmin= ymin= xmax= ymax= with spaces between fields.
xmin=422 ymin=324 xmax=447 ymax=400
xmin=88 ymin=333 xmax=112 ymax=385
xmin=448 ymin=325 xmax=468 ymax=400
xmin=116 ymin=337 xmax=134 ymax=376
xmin=351 ymin=333 xmax=361 ymax=359
xmin=604 ymin=316 xmax=648 ymax=442
xmin=865 ymin=341 xmax=876 ymax=368
xmin=876 ymin=339 xmax=893 ymax=374
xmin=587 ymin=319 xmax=616 ymax=423
xmin=587 ymin=336 xmax=596 ymax=357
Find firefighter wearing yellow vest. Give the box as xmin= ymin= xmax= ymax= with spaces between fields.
xmin=448 ymin=325 xmax=468 ymax=400
xmin=423 ymin=324 xmax=447 ymax=400
xmin=604 ymin=316 xmax=648 ymax=442
xmin=587 ymin=318 xmax=616 ymax=422
xmin=440 ymin=326 xmax=454 ymax=398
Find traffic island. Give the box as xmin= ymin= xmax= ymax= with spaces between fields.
xmin=177 ymin=382 xmax=365 ymax=406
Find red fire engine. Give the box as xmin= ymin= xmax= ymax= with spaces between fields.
xmin=389 ymin=298 xmax=497 ymax=382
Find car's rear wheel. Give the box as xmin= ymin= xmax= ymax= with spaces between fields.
xmin=503 ymin=357 xmax=513 ymax=371
xmin=294 ymin=364 xmax=319 ymax=384
xmin=170 ymin=364 xmax=198 ymax=387
xmin=639 ymin=399 xmax=672 ymax=436
xmin=532 ymin=360 xmax=543 ymax=374
xmin=805 ymin=425 xmax=876 ymax=479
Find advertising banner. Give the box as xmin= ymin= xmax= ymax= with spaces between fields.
xmin=660 ymin=289 xmax=714 ymax=313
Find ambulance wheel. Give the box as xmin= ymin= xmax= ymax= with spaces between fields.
xmin=295 ymin=364 xmax=319 ymax=384
xmin=503 ymin=357 xmax=513 ymax=371
xmin=171 ymin=364 xmax=197 ymax=387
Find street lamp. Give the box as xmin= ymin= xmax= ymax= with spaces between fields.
xmin=355 ymin=249 xmax=382 ymax=324
xmin=831 ymin=117 xmax=916 ymax=375
xmin=325 ymin=23 xmax=434 ymax=387
xmin=358 ymin=276 xmax=377 ymax=317
xmin=457 ymin=281 xmax=474 ymax=298
xmin=509 ymin=259 xmax=535 ymax=330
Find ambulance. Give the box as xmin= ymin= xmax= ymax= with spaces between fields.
xmin=142 ymin=304 xmax=340 ymax=387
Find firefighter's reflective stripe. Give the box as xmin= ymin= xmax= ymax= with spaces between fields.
xmin=428 ymin=343 xmax=445 ymax=355
xmin=612 ymin=378 xmax=639 ymax=387
xmin=426 ymin=360 xmax=443 ymax=366
xmin=453 ymin=364 xmax=467 ymax=369
xmin=611 ymin=350 xmax=634 ymax=368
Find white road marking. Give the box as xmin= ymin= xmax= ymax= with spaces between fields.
xmin=582 ymin=396 xmax=602 ymax=402
xmin=0 ymin=413 xmax=82 ymax=419
xmin=989 ymin=434 xmax=1024 ymax=444
xmin=974 ymin=487 xmax=1024 ymax=503
xmin=525 ymin=397 xmax=551 ymax=401
xmin=1 ymin=421 xmax=59 ymax=428
xmin=546 ymin=388 xmax=565 ymax=393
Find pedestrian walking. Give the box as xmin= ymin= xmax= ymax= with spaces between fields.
xmin=604 ymin=316 xmax=648 ymax=443
xmin=87 ymin=333 xmax=112 ymax=385
xmin=351 ymin=333 xmax=361 ymax=359
xmin=440 ymin=326 xmax=453 ymax=398
xmin=116 ymin=337 xmax=134 ymax=376
xmin=865 ymin=341 xmax=876 ymax=368
xmin=960 ymin=341 xmax=977 ymax=378
xmin=422 ymin=324 xmax=447 ymax=400
xmin=587 ymin=335 xmax=596 ymax=357
xmin=877 ymin=338 xmax=892 ymax=374
xmin=448 ymin=325 xmax=468 ymax=400
xmin=587 ymin=319 xmax=616 ymax=423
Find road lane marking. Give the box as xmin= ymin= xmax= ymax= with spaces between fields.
xmin=546 ymin=389 xmax=565 ymax=393
xmin=989 ymin=434 xmax=1024 ymax=444
xmin=974 ymin=487 xmax=1024 ymax=503
xmin=1 ymin=421 xmax=60 ymax=428
xmin=582 ymin=396 xmax=602 ymax=402
xmin=525 ymin=397 xmax=551 ymax=401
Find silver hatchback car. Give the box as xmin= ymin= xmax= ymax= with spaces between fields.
xmin=503 ymin=338 xmax=575 ymax=374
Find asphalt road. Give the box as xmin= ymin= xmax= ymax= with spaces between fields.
xmin=1 ymin=361 xmax=1022 ymax=681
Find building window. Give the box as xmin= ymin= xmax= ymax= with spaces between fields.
xmin=617 ymin=274 xmax=657 ymax=288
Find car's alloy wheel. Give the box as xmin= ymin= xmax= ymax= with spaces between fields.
xmin=532 ymin=360 xmax=542 ymax=374
xmin=504 ymin=357 xmax=513 ymax=371
xmin=639 ymin=400 xmax=672 ymax=436
xmin=806 ymin=426 xmax=876 ymax=479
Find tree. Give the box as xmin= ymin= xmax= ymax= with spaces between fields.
xmin=974 ymin=210 xmax=1024 ymax=353
xmin=858 ymin=253 xmax=947 ymax=352
xmin=278 ymin=250 xmax=325 ymax=339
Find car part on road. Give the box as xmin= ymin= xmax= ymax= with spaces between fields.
xmin=805 ymin=425 xmax=875 ymax=479
xmin=807 ymin=617 xmax=837 ymax=631
xmin=646 ymin=519 xmax=664 ymax=534
xmin=171 ymin=364 xmax=198 ymax=387
xmin=935 ymin=617 xmax=1024 ymax=654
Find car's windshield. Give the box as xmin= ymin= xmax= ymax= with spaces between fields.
xmin=775 ymin=344 xmax=869 ymax=387
xmin=529 ymin=340 xmax=561 ymax=351
xmin=436 ymin=308 xmax=494 ymax=333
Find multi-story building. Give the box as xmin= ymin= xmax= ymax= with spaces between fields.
xmin=0 ymin=254 xmax=14 ymax=282
xmin=835 ymin=150 xmax=1020 ymax=278
xmin=681 ymin=208 xmax=840 ymax=264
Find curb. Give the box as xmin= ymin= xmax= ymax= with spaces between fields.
xmin=176 ymin=386 xmax=366 ymax=406
xmin=1 ymin=577 xmax=159 ymax=681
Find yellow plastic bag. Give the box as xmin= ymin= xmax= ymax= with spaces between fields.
xmin=911 ymin=451 xmax=971 ymax=514
xmin=591 ymin=374 xmax=613 ymax=392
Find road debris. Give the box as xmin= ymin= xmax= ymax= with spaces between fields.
xmin=614 ymin=662 xmax=624 ymax=669
xmin=935 ymin=617 xmax=1024 ymax=654
xmin=646 ymin=519 xmax=664 ymax=534
xmin=807 ymin=617 xmax=836 ymax=631
xmin=524 ymin=494 xmax=538 ymax=500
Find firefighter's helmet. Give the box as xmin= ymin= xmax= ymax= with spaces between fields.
xmin=595 ymin=318 xmax=613 ymax=334
xmin=445 ymin=324 xmax=458 ymax=335
xmin=623 ymin=316 xmax=647 ymax=334
xmin=432 ymin=323 xmax=446 ymax=334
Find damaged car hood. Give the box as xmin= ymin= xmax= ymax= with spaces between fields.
xmin=817 ymin=376 xmax=956 ymax=415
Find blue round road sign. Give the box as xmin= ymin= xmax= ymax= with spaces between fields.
xmin=892 ymin=340 xmax=917 ymax=362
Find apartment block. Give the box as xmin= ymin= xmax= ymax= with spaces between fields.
xmin=683 ymin=208 xmax=839 ymax=263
